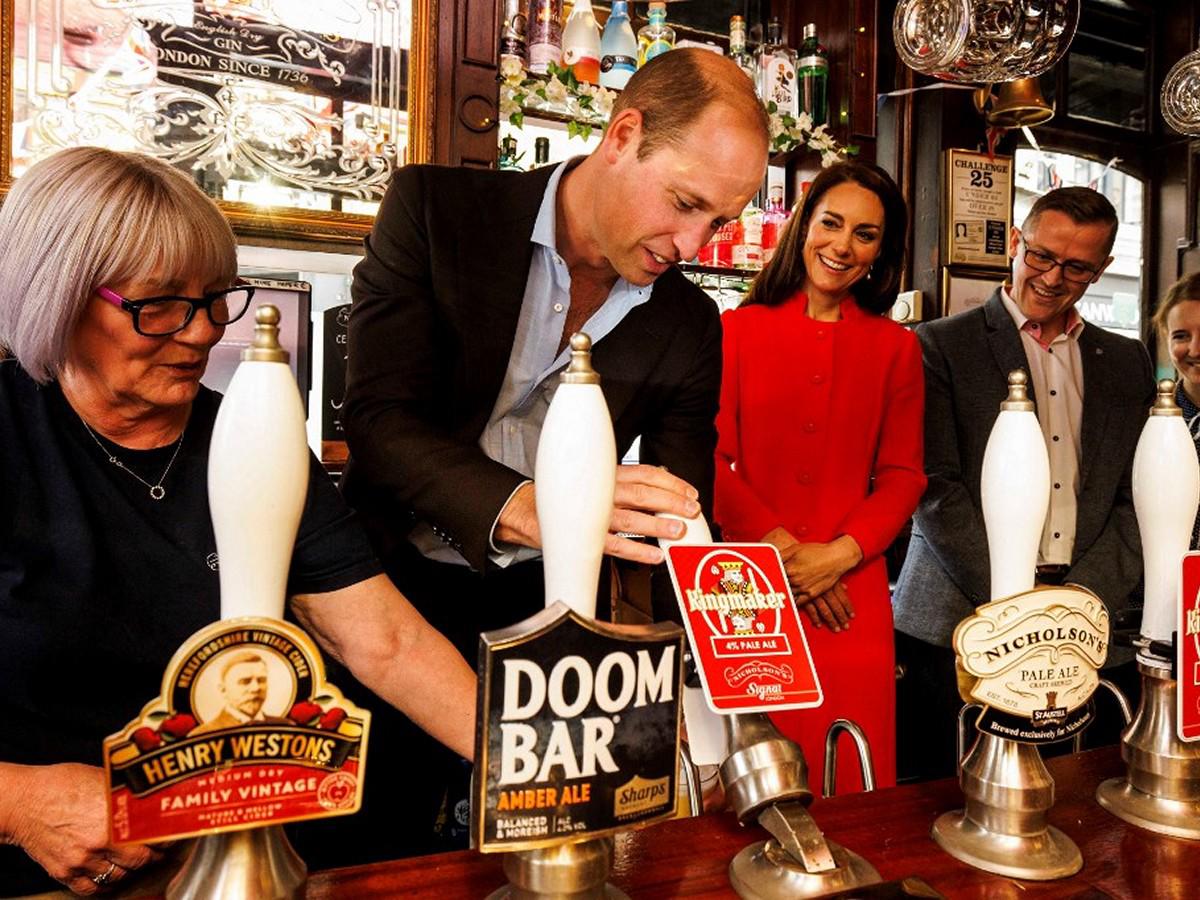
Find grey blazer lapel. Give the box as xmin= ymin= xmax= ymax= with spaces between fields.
xmin=1077 ymin=326 xmax=1112 ymax=489
xmin=982 ymin=289 xmax=1036 ymax=405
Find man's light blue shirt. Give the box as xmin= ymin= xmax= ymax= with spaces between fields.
xmin=411 ymin=158 xmax=652 ymax=566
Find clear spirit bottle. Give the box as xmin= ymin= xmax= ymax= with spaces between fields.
xmin=637 ymin=2 xmax=675 ymax=68
xmin=729 ymin=15 xmax=756 ymax=84
xmin=757 ymin=17 xmax=798 ymax=118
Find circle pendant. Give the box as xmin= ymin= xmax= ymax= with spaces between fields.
xmin=150 ymin=485 xmax=166 ymax=501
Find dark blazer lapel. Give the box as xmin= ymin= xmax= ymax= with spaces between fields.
xmin=1077 ymin=325 xmax=1112 ymax=490
xmin=455 ymin=166 xmax=557 ymax=435
xmin=982 ymin=289 xmax=1037 ymax=406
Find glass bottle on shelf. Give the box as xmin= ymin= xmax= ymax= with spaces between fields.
xmin=761 ymin=185 xmax=790 ymax=264
xmin=798 ymin=23 xmax=829 ymax=126
xmin=699 ymin=219 xmax=738 ymax=268
xmin=500 ymin=0 xmax=527 ymax=66
xmin=498 ymin=135 xmax=523 ymax=170
xmin=757 ymin=17 xmax=798 ymax=118
xmin=534 ymin=137 xmax=551 ymax=167
xmin=637 ymin=2 xmax=675 ymax=69
xmin=732 ymin=198 xmax=764 ymax=271
xmin=562 ymin=0 xmax=601 ymax=84
xmin=600 ymin=0 xmax=637 ymax=90
xmin=729 ymin=15 xmax=755 ymax=84
xmin=528 ymin=0 xmax=563 ymax=75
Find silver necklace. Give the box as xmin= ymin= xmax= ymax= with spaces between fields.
xmin=80 ymin=420 xmax=186 ymax=501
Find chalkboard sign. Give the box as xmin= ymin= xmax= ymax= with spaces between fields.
xmin=473 ymin=603 xmax=684 ymax=852
xmin=322 ymin=304 xmax=351 ymax=442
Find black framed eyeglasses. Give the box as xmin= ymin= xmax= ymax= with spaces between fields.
xmin=97 ymin=284 xmax=255 ymax=337
xmin=1018 ymin=233 xmax=1102 ymax=285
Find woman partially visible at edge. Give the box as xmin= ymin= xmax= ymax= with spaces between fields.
xmin=0 ymin=148 xmax=475 ymax=897
xmin=713 ymin=161 xmax=927 ymax=793
xmin=1152 ymin=270 xmax=1200 ymax=549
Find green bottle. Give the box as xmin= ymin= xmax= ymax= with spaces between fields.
xmin=798 ymin=23 xmax=829 ymax=126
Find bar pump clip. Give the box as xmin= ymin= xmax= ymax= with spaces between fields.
xmin=660 ymin=525 xmax=880 ymax=898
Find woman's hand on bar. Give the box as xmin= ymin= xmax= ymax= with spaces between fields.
xmin=0 ymin=762 xmax=160 ymax=895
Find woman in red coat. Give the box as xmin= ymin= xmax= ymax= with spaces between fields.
xmin=714 ymin=161 xmax=926 ymax=793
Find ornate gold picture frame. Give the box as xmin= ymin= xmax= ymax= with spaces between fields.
xmin=0 ymin=0 xmax=435 ymax=244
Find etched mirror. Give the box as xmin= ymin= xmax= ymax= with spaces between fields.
xmin=1 ymin=0 xmax=433 ymax=242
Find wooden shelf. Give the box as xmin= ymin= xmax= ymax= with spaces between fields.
xmin=678 ymin=263 xmax=759 ymax=279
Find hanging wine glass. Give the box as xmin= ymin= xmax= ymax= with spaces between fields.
xmin=894 ymin=0 xmax=1079 ymax=84
xmin=1162 ymin=46 xmax=1200 ymax=136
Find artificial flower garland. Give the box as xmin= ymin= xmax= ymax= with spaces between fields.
xmin=499 ymin=57 xmax=855 ymax=163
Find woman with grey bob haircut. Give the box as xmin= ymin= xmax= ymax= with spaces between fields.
xmin=0 ymin=149 xmax=477 ymax=896
xmin=0 ymin=147 xmax=237 ymax=381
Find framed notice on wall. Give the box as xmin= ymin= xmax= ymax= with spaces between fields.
xmin=945 ymin=150 xmax=1014 ymax=270
xmin=942 ymin=268 xmax=1003 ymax=318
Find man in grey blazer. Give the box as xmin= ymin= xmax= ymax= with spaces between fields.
xmin=892 ymin=187 xmax=1155 ymax=780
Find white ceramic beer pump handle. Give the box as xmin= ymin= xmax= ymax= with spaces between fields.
xmin=980 ymin=371 xmax=1051 ymax=600
xmin=534 ymin=333 xmax=617 ymax=620
xmin=1134 ymin=380 xmax=1200 ymax=645
xmin=208 ymin=306 xmax=309 ymax=621
xmin=657 ymin=512 xmax=713 ymax=549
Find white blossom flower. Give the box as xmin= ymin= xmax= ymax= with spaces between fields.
xmin=499 ymin=91 xmax=519 ymax=119
xmin=821 ymin=149 xmax=841 ymax=168
xmin=500 ymin=57 xmax=525 ymax=85
xmin=768 ymin=112 xmax=786 ymax=140
xmin=591 ymin=86 xmax=616 ymax=119
xmin=796 ymin=111 xmax=813 ymax=132
xmin=544 ymin=78 xmax=569 ymax=104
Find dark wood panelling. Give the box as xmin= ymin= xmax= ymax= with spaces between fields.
xmin=850 ymin=0 xmax=878 ymax=140
xmin=434 ymin=0 xmax=500 ymax=167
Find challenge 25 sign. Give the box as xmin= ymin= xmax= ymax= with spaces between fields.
xmin=666 ymin=544 xmax=822 ymax=714
xmin=473 ymin=604 xmax=684 ymax=852
xmin=104 ymin=618 xmax=369 ymax=843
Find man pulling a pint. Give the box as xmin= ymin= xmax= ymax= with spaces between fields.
xmin=341 ymin=48 xmax=770 ymax=848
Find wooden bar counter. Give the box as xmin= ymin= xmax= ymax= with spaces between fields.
xmin=298 ymin=747 xmax=1198 ymax=899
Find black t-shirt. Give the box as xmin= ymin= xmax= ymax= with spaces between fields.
xmin=0 ymin=360 xmax=381 ymax=895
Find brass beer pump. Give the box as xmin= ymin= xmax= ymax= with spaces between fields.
xmin=1097 ymin=380 xmax=1200 ymax=838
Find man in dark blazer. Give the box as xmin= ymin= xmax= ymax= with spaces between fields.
xmin=330 ymin=49 xmax=769 ymax=853
xmin=342 ymin=47 xmax=767 ymax=647
xmin=892 ymin=187 xmax=1155 ymax=780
